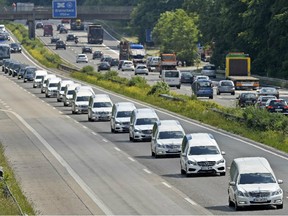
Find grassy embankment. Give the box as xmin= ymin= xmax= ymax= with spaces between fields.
xmin=6 ymin=23 xmax=288 ymax=154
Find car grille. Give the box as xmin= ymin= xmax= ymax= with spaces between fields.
xmin=79 ymin=105 xmax=88 ymax=108
xmin=122 ymin=122 xmax=129 ymax=126
xmin=97 ymin=111 xmax=109 ymax=115
xmin=197 ymin=161 xmax=216 ymax=166
xmin=142 ymin=130 xmax=152 ymax=134
xmin=165 ymin=145 xmax=179 ymax=149
xmin=249 ymin=191 xmax=270 ymax=197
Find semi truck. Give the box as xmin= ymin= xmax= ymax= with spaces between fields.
xmin=225 ymin=52 xmax=259 ymax=90
xmin=70 ymin=18 xmax=84 ymax=31
xmin=87 ymin=24 xmax=103 ymax=44
xmin=119 ymin=41 xmax=129 ymax=60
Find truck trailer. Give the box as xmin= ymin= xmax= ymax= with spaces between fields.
xmin=87 ymin=24 xmax=103 ymax=44
xmin=225 ymin=52 xmax=259 ymax=90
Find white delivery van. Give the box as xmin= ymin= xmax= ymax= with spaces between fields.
xmin=41 ymin=74 xmax=56 ymax=93
xmin=129 ymin=108 xmax=159 ymax=142
xmin=180 ymin=133 xmax=226 ymax=177
xmin=110 ymin=102 xmax=136 ymax=133
xmin=161 ymin=70 xmax=181 ymax=89
xmin=63 ymin=83 xmax=81 ymax=106
xmin=71 ymin=89 xmax=95 ymax=114
xmin=88 ymin=94 xmax=113 ymax=121
xmin=45 ymin=77 xmax=62 ymax=97
xmin=228 ymin=157 xmax=283 ymax=211
xmin=33 ymin=70 xmax=47 ymax=88
xmin=151 ymin=120 xmax=185 ymax=158
xmin=57 ymin=80 xmax=74 ymax=102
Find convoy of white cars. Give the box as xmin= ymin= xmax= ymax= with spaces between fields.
xmin=1 ymin=22 xmax=285 ymax=213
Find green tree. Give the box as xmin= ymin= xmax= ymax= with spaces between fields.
xmin=152 ymin=9 xmax=200 ymax=64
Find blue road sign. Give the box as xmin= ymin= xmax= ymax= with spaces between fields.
xmin=52 ymin=0 xmax=77 ymax=18
xmin=145 ymin=29 xmax=152 ymax=43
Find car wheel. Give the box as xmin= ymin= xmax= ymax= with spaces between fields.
xmin=228 ymin=196 xmax=233 ymax=207
xmin=177 ymin=85 xmax=181 ymax=89
xmin=111 ymin=127 xmax=115 ymax=133
xmin=151 ymin=149 xmax=155 ymax=157
xmin=217 ymin=91 xmax=220 ymax=95
xmin=232 ymin=92 xmax=235 ymax=95
xmin=209 ymin=96 xmax=213 ymax=99
xmin=122 ymin=69 xmax=124 ymax=71
xmin=186 ymin=167 xmax=190 ymax=177
xmin=220 ymin=172 xmax=226 ymax=176
xmin=234 ymin=198 xmax=240 ymax=211
xmin=276 ymin=204 xmax=283 ymax=209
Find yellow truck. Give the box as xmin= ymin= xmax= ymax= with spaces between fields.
xmin=225 ymin=52 xmax=259 ymax=90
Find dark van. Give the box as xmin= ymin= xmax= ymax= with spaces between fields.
xmin=43 ymin=24 xmax=53 ymax=37
xmin=192 ymin=79 xmax=213 ymax=99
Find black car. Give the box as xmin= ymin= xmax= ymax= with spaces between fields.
xmin=66 ymin=34 xmax=76 ymax=41
xmin=82 ymin=46 xmax=92 ymax=53
xmin=236 ymin=92 xmax=257 ymax=107
xmin=98 ymin=62 xmax=111 ymax=72
xmin=59 ymin=27 xmax=68 ymax=34
xmin=57 ymin=23 xmax=64 ymax=31
xmin=35 ymin=22 xmax=43 ymax=29
xmin=51 ymin=36 xmax=60 ymax=43
xmin=180 ymin=71 xmax=193 ymax=83
xmin=10 ymin=43 xmax=22 ymax=53
xmin=266 ymin=99 xmax=288 ymax=113
xmin=92 ymin=51 xmax=103 ymax=59
xmin=110 ymin=58 xmax=119 ymax=67
xmin=23 ymin=66 xmax=37 ymax=82
xmin=56 ymin=40 xmax=66 ymax=50
xmin=8 ymin=61 xmax=21 ymax=76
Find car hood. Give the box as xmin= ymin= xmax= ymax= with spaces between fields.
xmin=156 ymin=139 xmax=182 ymax=145
xmin=135 ymin=125 xmax=154 ymax=131
xmin=187 ymin=154 xmax=224 ymax=162
xmin=237 ymin=183 xmax=280 ymax=193
xmin=75 ymin=101 xmax=89 ymax=105
xmin=115 ymin=117 xmax=130 ymax=123
xmin=92 ymin=107 xmax=112 ymax=112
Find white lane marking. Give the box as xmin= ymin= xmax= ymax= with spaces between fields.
xmin=82 ymin=125 xmax=87 ymax=129
xmin=128 ymin=157 xmax=135 ymax=162
xmin=74 ymin=120 xmax=79 ymax=124
xmin=114 ymin=147 xmax=121 ymax=151
xmin=0 ymin=109 xmax=113 ymax=215
xmin=52 ymin=107 xmax=56 ymax=110
xmin=4 ymin=105 xmax=10 ymax=108
xmin=102 ymin=139 xmax=108 ymax=142
xmin=185 ymin=197 xmax=197 ymax=206
xmin=162 ymin=182 xmax=172 ymax=188
xmin=91 ymin=132 xmax=97 ymax=136
xmin=143 ymin=169 xmax=151 ymax=174
xmin=65 ymin=115 xmax=70 ymax=119
xmin=59 ymin=111 xmax=63 ymax=114
xmin=41 ymin=100 xmax=45 ymax=103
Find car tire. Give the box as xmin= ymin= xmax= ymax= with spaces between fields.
xmin=122 ymin=69 xmax=124 ymax=71
xmin=217 ymin=91 xmax=220 ymax=95
xmin=177 ymin=85 xmax=181 ymax=89
xmin=209 ymin=96 xmax=213 ymax=99
xmin=220 ymin=172 xmax=226 ymax=176
xmin=276 ymin=204 xmax=283 ymax=209
xmin=111 ymin=127 xmax=115 ymax=133
xmin=228 ymin=196 xmax=233 ymax=207
xmin=232 ymin=92 xmax=235 ymax=95
xmin=234 ymin=198 xmax=240 ymax=211
xmin=181 ymin=168 xmax=186 ymax=175
xmin=151 ymin=149 xmax=155 ymax=157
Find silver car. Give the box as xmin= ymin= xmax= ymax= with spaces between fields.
xmin=135 ymin=64 xmax=148 ymax=75
xmin=217 ymin=80 xmax=235 ymax=95
xmin=201 ymin=64 xmax=216 ymax=78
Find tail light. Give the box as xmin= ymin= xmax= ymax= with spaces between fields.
xmin=284 ymin=106 xmax=288 ymax=109
xmin=267 ymin=106 xmax=273 ymax=109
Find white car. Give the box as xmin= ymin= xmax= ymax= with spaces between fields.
xmin=193 ymin=75 xmax=210 ymax=82
xmin=135 ymin=64 xmax=148 ymax=75
xmin=180 ymin=133 xmax=226 ymax=177
xmin=76 ymin=54 xmax=88 ymax=63
xmin=121 ymin=61 xmax=135 ymax=71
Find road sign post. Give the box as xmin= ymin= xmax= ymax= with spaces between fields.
xmin=52 ymin=0 xmax=77 ymax=18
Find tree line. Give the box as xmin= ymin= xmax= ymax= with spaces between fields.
xmin=2 ymin=0 xmax=288 ymax=78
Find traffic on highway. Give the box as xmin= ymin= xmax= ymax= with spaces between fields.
xmin=0 ymin=20 xmax=287 ymax=215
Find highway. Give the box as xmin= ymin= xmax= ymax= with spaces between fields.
xmin=0 ymin=21 xmax=287 ymax=215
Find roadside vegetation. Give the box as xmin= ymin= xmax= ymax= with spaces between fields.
xmin=0 ymin=145 xmax=35 ymax=215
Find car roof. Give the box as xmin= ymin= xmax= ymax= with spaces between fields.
xmin=114 ymin=102 xmax=136 ymax=111
xmin=155 ymin=120 xmax=184 ymax=132
xmin=233 ymin=157 xmax=273 ymax=174
xmin=185 ymin=133 xmax=218 ymax=147
xmin=134 ymin=108 xmax=158 ymax=118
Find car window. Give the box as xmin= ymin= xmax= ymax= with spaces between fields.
xmin=136 ymin=118 xmax=158 ymax=125
xmin=93 ymin=102 xmax=112 ymax=108
xmin=239 ymin=173 xmax=276 ymax=184
xmin=158 ymin=131 xmax=184 ymax=139
xmin=76 ymin=96 xmax=90 ymax=102
xmin=270 ymin=100 xmax=287 ymax=106
xmin=189 ymin=146 xmax=220 ymax=155
xmin=221 ymin=81 xmax=233 ymax=86
xmin=116 ymin=111 xmax=132 ymax=118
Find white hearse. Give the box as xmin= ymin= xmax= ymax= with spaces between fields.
xmin=33 ymin=70 xmax=47 ymax=88
xmin=57 ymin=80 xmax=74 ymax=102
xmin=88 ymin=94 xmax=113 ymax=121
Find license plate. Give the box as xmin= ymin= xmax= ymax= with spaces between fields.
xmin=201 ymin=166 xmax=212 ymax=170
xmin=275 ymin=109 xmax=283 ymax=112
xmin=254 ymin=198 xmax=267 ymax=202
xmin=168 ymin=149 xmax=179 ymax=153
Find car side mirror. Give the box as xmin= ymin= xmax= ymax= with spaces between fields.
xmin=221 ymin=151 xmax=226 ymax=155
xmin=278 ymin=179 xmax=283 ymax=184
xmin=229 ymin=181 xmax=236 ymax=186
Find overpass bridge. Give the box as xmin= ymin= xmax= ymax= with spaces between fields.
xmin=0 ymin=6 xmax=133 ymax=21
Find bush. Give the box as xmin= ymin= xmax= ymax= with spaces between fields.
xmin=147 ymin=81 xmax=170 ymax=95
xmin=81 ymin=65 xmax=95 ymax=73
xmin=128 ymin=76 xmax=149 ymax=88
xmin=103 ymin=70 xmax=118 ymax=79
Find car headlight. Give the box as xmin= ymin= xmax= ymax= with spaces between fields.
xmin=216 ymin=159 xmax=225 ymax=164
xmin=156 ymin=142 xmax=164 ymax=148
xmin=237 ymin=190 xmax=248 ymax=197
xmin=272 ymin=189 xmax=283 ymax=196
xmin=187 ymin=160 xmax=197 ymax=165
xmin=115 ymin=121 xmax=121 ymax=124
xmin=134 ymin=128 xmax=141 ymax=133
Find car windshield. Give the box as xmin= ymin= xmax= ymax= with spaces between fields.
xmin=76 ymin=96 xmax=90 ymax=102
xmin=137 ymin=65 xmax=147 ymax=69
xmin=48 ymin=83 xmax=58 ymax=87
xmin=10 ymin=43 xmax=19 ymax=48
xmin=93 ymin=102 xmax=112 ymax=108
xmin=36 ymin=75 xmax=44 ymax=79
xmin=189 ymin=146 xmax=220 ymax=155
xmin=270 ymin=100 xmax=287 ymax=106
xmin=182 ymin=72 xmax=192 ymax=77
xmin=239 ymin=173 xmax=276 ymax=184
xmin=136 ymin=118 xmax=158 ymax=125
xmin=198 ymin=81 xmax=212 ymax=87
xmin=242 ymin=93 xmax=256 ymax=99
xmin=78 ymin=55 xmax=86 ymax=58
xmin=260 ymin=88 xmax=277 ymax=94
xmin=67 ymin=90 xmax=74 ymax=95
xmin=261 ymin=96 xmax=276 ymax=102
xmin=158 ymin=131 xmax=184 ymax=139
xmin=221 ymin=81 xmax=233 ymax=86
xmin=61 ymin=87 xmax=65 ymax=91
xmin=165 ymin=71 xmax=179 ymax=77
xmin=203 ymin=65 xmax=215 ymax=70
xmin=116 ymin=111 xmax=132 ymax=118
